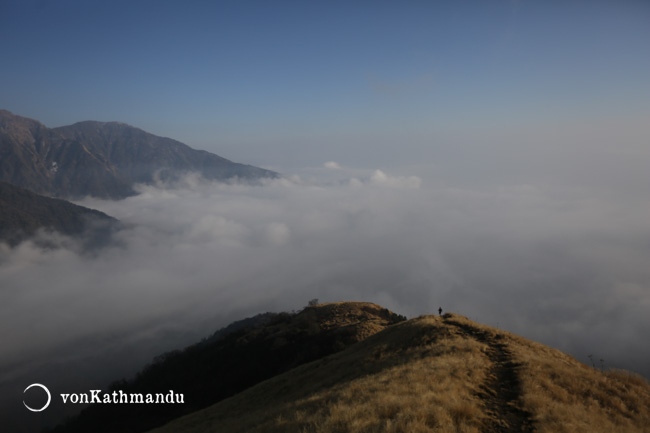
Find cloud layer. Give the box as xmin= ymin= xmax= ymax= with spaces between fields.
xmin=1 ymin=166 xmax=649 ymax=429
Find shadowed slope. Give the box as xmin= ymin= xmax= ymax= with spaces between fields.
xmin=49 ymin=302 xmax=406 ymax=433
xmin=0 ymin=180 xmax=117 ymax=246
xmin=147 ymin=313 xmax=650 ymax=433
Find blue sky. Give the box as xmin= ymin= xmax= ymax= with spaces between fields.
xmin=1 ymin=0 xmax=649 ymax=170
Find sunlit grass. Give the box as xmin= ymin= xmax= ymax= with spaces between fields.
xmin=148 ymin=312 xmax=650 ymax=433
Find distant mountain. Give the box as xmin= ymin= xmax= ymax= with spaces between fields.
xmin=0 ymin=181 xmax=117 ymax=246
xmin=0 ymin=110 xmax=277 ymax=199
xmin=147 ymin=311 xmax=650 ymax=433
xmin=48 ymin=302 xmax=407 ymax=433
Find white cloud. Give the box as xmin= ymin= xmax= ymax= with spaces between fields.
xmin=369 ymin=169 xmax=422 ymax=189
xmin=1 ymin=166 xmax=650 ymax=424
xmin=324 ymin=161 xmax=342 ymax=170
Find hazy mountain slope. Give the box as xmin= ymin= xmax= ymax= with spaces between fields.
xmin=0 ymin=181 xmax=117 ymax=246
xmin=49 ymin=302 xmax=407 ymax=433
xmin=53 ymin=121 xmax=274 ymax=186
xmin=0 ymin=111 xmax=48 ymax=193
xmin=0 ymin=110 xmax=132 ymax=198
xmin=0 ymin=110 xmax=277 ymax=199
xmin=147 ymin=312 xmax=650 ymax=433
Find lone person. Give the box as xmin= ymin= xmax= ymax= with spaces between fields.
xmin=438 ymin=307 xmax=442 ymax=315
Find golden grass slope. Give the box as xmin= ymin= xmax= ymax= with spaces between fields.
xmin=147 ymin=311 xmax=650 ymax=433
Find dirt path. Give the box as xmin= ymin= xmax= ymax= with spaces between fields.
xmin=446 ymin=319 xmax=535 ymax=433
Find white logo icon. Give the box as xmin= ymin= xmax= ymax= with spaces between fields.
xmin=23 ymin=383 xmax=51 ymax=412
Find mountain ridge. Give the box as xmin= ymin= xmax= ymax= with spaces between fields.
xmin=48 ymin=302 xmax=407 ymax=433
xmin=0 ymin=110 xmax=277 ymax=199
xmin=0 ymin=180 xmax=118 ymax=246
xmin=146 ymin=311 xmax=650 ymax=433
xmin=45 ymin=302 xmax=650 ymax=433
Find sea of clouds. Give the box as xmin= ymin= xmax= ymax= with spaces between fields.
xmin=1 ymin=163 xmax=649 ymax=431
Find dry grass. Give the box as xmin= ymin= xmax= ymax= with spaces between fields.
xmin=511 ymin=338 xmax=650 ymax=433
xmin=147 ymin=312 xmax=650 ymax=433
xmin=444 ymin=314 xmax=650 ymax=433
xmin=149 ymin=316 xmax=491 ymax=433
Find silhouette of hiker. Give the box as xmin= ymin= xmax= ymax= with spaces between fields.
xmin=438 ymin=307 xmax=442 ymax=315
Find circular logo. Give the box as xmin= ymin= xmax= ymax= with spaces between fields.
xmin=23 ymin=383 xmax=51 ymax=412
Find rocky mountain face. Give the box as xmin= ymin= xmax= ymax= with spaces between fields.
xmin=0 ymin=181 xmax=117 ymax=246
xmin=0 ymin=110 xmax=277 ymax=199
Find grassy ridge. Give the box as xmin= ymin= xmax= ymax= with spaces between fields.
xmin=148 ymin=313 xmax=650 ymax=433
xmin=50 ymin=302 xmax=405 ymax=433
